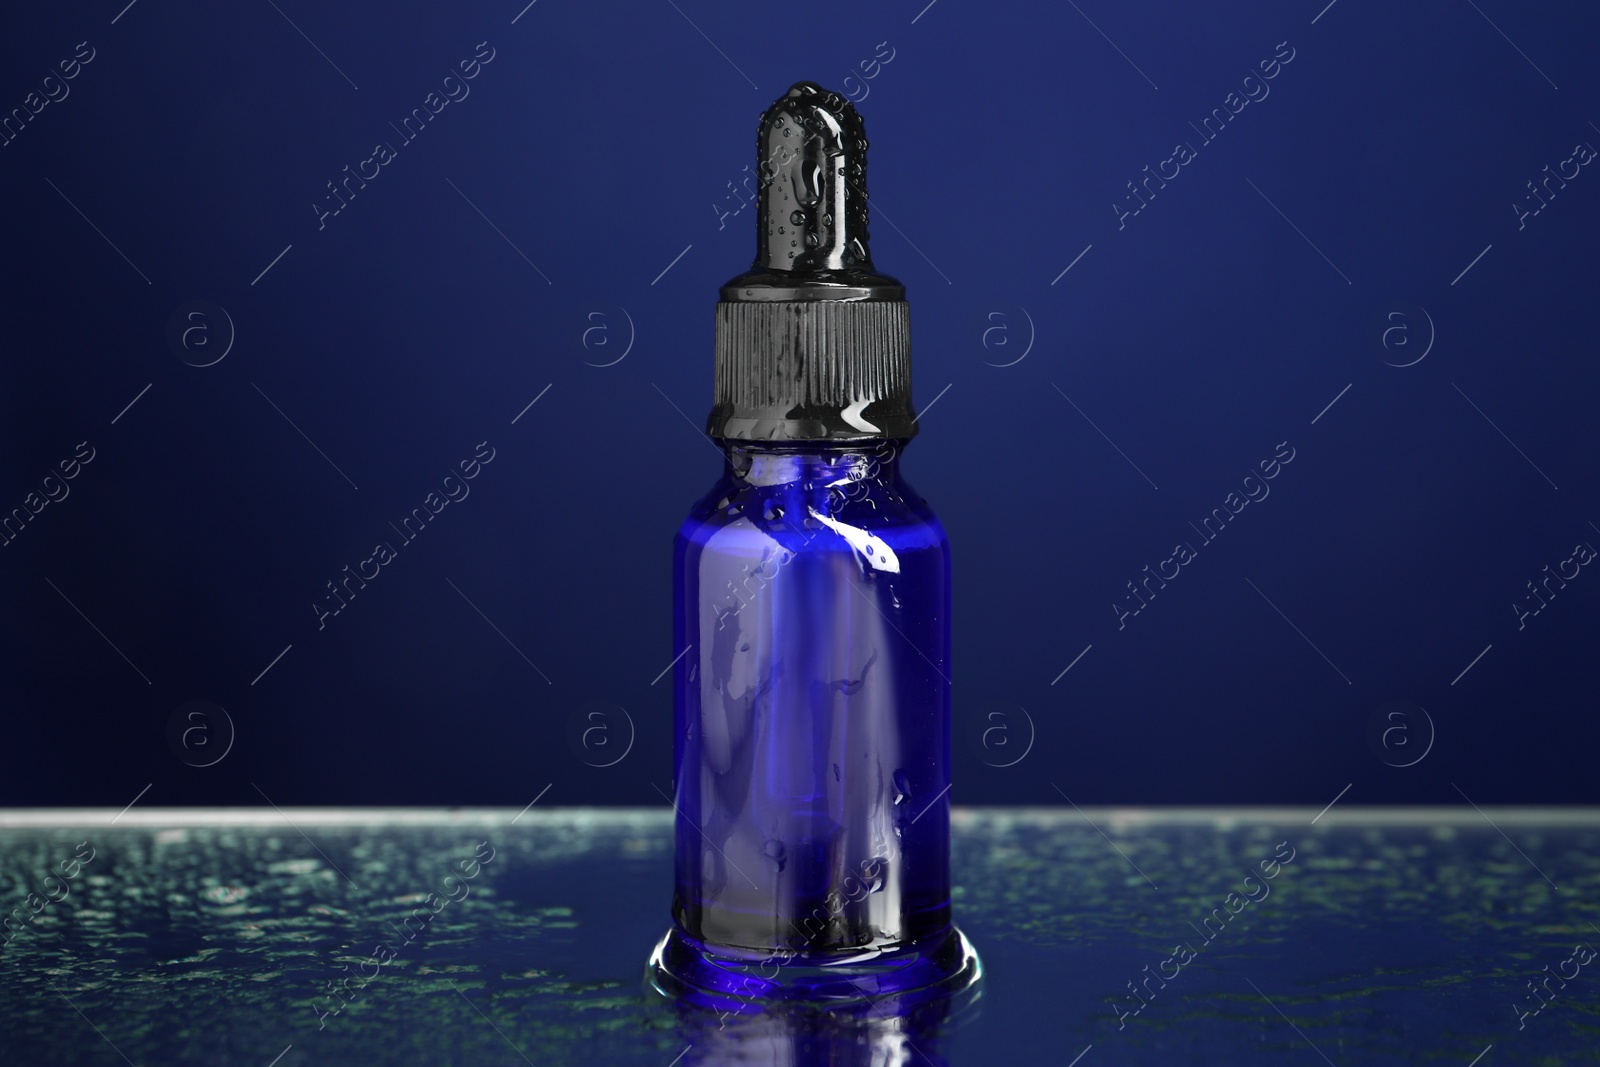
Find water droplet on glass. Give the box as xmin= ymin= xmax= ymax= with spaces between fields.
xmin=739 ymin=642 xmax=750 ymax=652
xmin=893 ymin=770 xmax=911 ymax=805
xmin=200 ymin=885 xmax=249 ymax=905
xmin=763 ymin=502 xmax=785 ymax=521
xmin=762 ymin=839 xmax=787 ymax=871
xmin=790 ymin=210 xmax=805 ymax=226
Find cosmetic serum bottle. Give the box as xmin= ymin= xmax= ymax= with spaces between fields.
xmin=649 ymin=81 xmax=979 ymax=1007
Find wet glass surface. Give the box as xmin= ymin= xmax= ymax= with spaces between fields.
xmin=0 ymin=808 xmax=1596 ymax=1065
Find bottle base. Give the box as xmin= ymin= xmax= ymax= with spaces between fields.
xmin=646 ymin=925 xmax=982 ymax=1011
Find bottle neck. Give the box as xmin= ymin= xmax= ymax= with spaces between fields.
xmin=720 ymin=439 xmax=906 ymax=489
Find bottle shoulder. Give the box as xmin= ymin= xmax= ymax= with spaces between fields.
xmin=677 ymin=471 xmax=946 ymax=559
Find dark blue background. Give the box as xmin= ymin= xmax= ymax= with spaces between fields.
xmin=2 ymin=0 xmax=1596 ymax=808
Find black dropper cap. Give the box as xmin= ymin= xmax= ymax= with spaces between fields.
xmin=707 ymin=81 xmax=915 ymax=442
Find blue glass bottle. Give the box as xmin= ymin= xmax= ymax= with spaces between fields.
xmin=648 ymin=82 xmax=979 ymax=1007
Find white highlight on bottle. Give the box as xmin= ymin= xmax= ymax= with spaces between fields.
xmin=808 ymin=508 xmax=900 ymax=573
